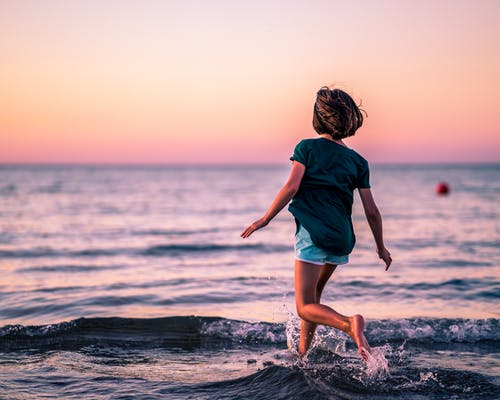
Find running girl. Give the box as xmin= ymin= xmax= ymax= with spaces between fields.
xmin=241 ymin=86 xmax=392 ymax=360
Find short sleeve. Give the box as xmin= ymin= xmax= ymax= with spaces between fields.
xmin=357 ymin=159 xmax=371 ymax=188
xmin=289 ymin=140 xmax=308 ymax=165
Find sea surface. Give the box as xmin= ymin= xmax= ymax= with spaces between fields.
xmin=0 ymin=163 xmax=498 ymax=399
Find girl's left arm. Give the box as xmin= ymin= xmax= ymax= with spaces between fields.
xmin=240 ymin=161 xmax=305 ymax=238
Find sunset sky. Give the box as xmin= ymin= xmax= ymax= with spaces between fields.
xmin=1 ymin=0 xmax=499 ymax=164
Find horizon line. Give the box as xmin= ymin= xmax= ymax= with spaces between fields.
xmin=1 ymin=161 xmax=499 ymax=167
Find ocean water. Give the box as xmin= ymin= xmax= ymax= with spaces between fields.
xmin=0 ymin=163 xmax=498 ymax=399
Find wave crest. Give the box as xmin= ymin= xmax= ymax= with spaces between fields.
xmin=1 ymin=316 xmax=497 ymax=352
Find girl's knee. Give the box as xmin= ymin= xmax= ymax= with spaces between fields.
xmin=297 ymin=309 xmax=308 ymax=321
xmin=296 ymin=302 xmax=312 ymax=320
xmin=295 ymin=302 xmax=304 ymax=319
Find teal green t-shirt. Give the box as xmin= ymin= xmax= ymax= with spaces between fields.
xmin=288 ymin=138 xmax=370 ymax=255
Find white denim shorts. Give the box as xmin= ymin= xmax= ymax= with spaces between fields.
xmin=294 ymin=224 xmax=349 ymax=266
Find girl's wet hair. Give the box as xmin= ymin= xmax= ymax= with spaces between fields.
xmin=312 ymin=87 xmax=365 ymax=139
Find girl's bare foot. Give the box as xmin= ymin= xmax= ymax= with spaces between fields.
xmin=348 ymin=314 xmax=372 ymax=361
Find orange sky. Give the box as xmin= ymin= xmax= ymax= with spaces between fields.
xmin=1 ymin=0 xmax=499 ymax=164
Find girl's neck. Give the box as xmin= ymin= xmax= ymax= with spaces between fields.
xmin=319 ymin=134 xmax=347 ymax=147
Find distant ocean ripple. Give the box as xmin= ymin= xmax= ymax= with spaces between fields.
xmin=0 ymin=164 xmax=499 ymax=399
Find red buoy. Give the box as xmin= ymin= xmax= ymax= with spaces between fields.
xmin=436 ymin=182 xmax=450 ymax=195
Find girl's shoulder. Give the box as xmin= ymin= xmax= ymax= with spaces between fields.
xmin=345 ymin=147 xmax=370 ymax=170
xmin=347 ymin=146 xmax=369 ymax=163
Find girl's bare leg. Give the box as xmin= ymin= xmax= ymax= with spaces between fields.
xmin=294 ymin=260 xmax=372 ymax=360
xmin=298 ymin=263 xmax=336 ymax=356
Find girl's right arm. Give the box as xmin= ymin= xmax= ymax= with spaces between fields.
xmin=240 ymin=161 xmax=305 ymax=238
xmin=358 ymin=188 xmax=392 ymax=270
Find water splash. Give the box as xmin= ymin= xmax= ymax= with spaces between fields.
xmin=363 ymin=344 xmax=390 ymax=381
xmin=281 ymin=305 xmax=395 ymax=387
xmin=283 ymin=305 xmax=300 ymax=360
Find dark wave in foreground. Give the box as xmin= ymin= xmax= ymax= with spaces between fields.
xmin=183 ymin=364 xmax=499 ymax=400
xmin=0 ymin=243 xmax=290 ymax=258
xmin=1 ymin=316 xmax=499 ymax=399
xmin=1 ymin=316 xmax=497 ymax=351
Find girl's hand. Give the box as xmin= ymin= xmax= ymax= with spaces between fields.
xmin=378 ymin=247 xmax=392 ymax=271
xmin=240 ymin=218 xmax=268 ymax=238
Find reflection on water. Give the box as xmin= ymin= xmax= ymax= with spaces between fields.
xmin=0 ymin=164 xmax=498 ymax=326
